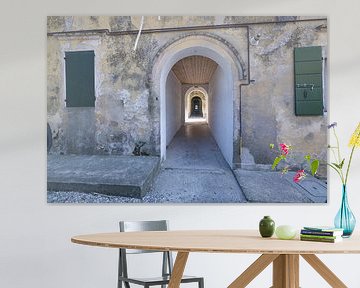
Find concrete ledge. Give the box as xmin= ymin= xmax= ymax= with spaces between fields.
xmin=47 ymin=155 xmax=160 ymax=198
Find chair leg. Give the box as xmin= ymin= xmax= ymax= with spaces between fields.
xmin=199 ymin=278 xmax=204 ymax=288
xmin=118 ymin=250 xmax=123 ymax=288
xmin=161 ymin=252 xmax=168 ymax=288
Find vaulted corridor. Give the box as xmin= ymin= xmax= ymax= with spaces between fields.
xmin=161 ymin=50 xmax=237 ymax=167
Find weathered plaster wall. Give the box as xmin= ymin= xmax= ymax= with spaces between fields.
xmin=208 ymin=65 xmax=233 ymax=166
xmin=165 ymin=71 xmax=182 ymax=146
xmin=47 ymin=16 xmax=322 ymax=33
xmin=241 ymin=20 xmax=328 ymax=170
xmin=64 ymin=108 xmax=96 ymax=154
xmin=47 ymin=16 xmax=327 ymax=171
xmin=48 ymin=29 xmax=160 ymax=155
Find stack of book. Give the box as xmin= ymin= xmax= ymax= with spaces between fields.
xmin=300 ymin=226 xmax=344 ymax=243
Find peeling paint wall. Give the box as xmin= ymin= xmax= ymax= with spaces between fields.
xmin=47 ymin=16 xmax=327 ymax=173
xmin=241 ymin=20 xmax=328 ymax=172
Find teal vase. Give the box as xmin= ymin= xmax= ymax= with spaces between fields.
xmin=334 ymin=185 xmax=356 ymax=237
xmin=259 ymin=216 xmax=275 ymax=237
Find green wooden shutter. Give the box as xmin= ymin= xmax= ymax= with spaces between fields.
xmin=294 ymin=46 xmax=323 ymax=116
xmin=65 ymin=51 xmax=95 ymax=107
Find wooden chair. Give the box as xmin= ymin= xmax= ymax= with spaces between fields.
xmin=118 ymin=220 xmax=204 ymax=288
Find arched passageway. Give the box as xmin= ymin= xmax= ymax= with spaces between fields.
xmin=184 ymin=86 xmax=208 ymax=123
xmin=152 ymin=34 xmax=244 ymax=167
xmin=190 ymin=96 xmax=203 ymax=117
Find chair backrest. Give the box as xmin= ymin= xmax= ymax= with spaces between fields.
xmin=118 ymin=220 xmax=173 ymax=283
xmin=119 ymin=220 xmax=168 ymax=254
xmin=120 ymin=220 xmax=168 ymax=232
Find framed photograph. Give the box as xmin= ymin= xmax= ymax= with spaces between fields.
xmin=47 ymin=16 xmax=328 ymax=203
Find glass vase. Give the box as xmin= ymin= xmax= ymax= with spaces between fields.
xmin=334 ymin=185 xmax=356 ymax=237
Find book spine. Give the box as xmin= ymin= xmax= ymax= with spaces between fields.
xmin=300 ymin=237 xmax=337 ymax=243
xmin=300 ymin=234 xmax=337 ymax=240
xmin=301 ymin=230 xmax=336 ymax=236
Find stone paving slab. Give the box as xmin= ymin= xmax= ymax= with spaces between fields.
xmin=47 ymin=155 xmax=160 ymax=198
xmin=144 ymin=167 xmax=247 ymax=203
xmin=233 ymin=169 xmax=327 ymax=203
xmin=47 ymin=166 xmax=246 ymax=204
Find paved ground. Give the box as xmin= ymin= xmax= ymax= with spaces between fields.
xmin=233 ymin=170 xmax=327 ymax=203
xmin=143 ymin=123 xmax=247 ymax=203
xmin=48 ymin=123 xmax=246 ymax=203
xmin=47 ymin=123 xmax=327 ymax=203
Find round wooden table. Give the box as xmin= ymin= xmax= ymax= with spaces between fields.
xmin=72 ymin=230 xmax=360 ymax=288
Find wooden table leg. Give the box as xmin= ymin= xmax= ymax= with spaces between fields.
xmin=272 ymin=254 xmax=299 ymax=288
xmin=168 ymin=252 xmax=189 ymax=288
xmin=228 ymin=254 xmax=279 ymax=288
xmin=301 ymin=254 xmax=347 ymax=288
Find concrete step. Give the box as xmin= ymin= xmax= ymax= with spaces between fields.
xmin=47 ymin=155 xmax=160 ymax=198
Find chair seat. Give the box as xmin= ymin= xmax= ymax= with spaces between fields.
xmin=119 ymin=275 xmax=203 ymax=286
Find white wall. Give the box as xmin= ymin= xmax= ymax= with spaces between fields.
xmin=208 ymin=65 xmax=233 ymax=166
xmin=165 ymin=71 xmax=182 ymax=146
xmin=1 ymin=1 xmax=360 ymax=288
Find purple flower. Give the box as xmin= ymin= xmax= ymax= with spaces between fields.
xmin=327 ymin=122 xmax=337 ymax=129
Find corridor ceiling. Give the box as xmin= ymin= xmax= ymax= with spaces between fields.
xmin=171 ymin=56 xmax=218 ymax=85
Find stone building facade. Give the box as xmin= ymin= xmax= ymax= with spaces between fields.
xmin=47 ymin=16 xmax=328 ymax=171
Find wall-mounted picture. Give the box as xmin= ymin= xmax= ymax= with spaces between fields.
xmin=47 ymin=16 xmax=328 ymax=203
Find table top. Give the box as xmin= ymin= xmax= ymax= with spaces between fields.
xmin=71 ymin=230 xmax=360 ymax=254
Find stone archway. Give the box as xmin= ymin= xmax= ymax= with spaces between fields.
xmin=184 ymin=86 xmax=208 ymax=123
xmin=191 ymin=96 xmax=202 ymax=116
xmin=151 ymin=33 xmax=245 ymax=167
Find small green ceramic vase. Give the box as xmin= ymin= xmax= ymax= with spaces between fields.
xmin=259 ymin=216 xmax=275 ymax=237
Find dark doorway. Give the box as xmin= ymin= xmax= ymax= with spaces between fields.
xmin=190 ymin=97 xmax=203 ymax=117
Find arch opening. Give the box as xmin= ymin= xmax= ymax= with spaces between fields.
xmin=185 ymin=86 xmax=208 ymax=123
xmin=191 ymin=96 xmax=203 ymax=117
xmin=152 ymin=34 xmax=244 ymax=167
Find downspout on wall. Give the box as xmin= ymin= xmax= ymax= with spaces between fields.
xmin=237 ymin=25 xmax=255 ymax=169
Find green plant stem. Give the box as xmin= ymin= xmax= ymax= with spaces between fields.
xmin=330 ymin=147 xmax=339 ymax=164
xmin=345 ymin=145 xmax=356 ymax=185
xmin=332 ymin=127 xmax=345 ymax=182
xmin=333 ymin=127 xmax=342 ymax=162
xmin=327 ymin=163 xmax=345 ymax=184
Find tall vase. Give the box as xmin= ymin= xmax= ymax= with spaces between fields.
xmin=334 ymin=185 xmax=356 ymax=237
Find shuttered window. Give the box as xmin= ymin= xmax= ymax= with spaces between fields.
xmin=294 ymin=46 xmax=324 ymax=116
xmin=65 ymin=51 xmax=95 ymax=107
